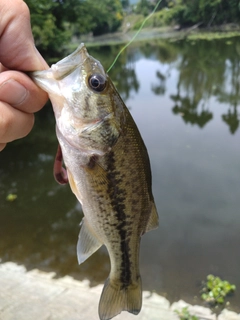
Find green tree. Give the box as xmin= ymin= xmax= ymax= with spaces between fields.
xmin=26 ymin=0 xmax=70 ymax=58
xmin=83 ymin=0 xmax=123 ymax=36
xmin=161 ymin=0 xmax=240 ymax=27
xmin=135 ymin=0 xmax=154 ymax=16
xmin=121 ymin=0 xmax=130 ymax=9
xmin=25 ymin=0 xmax=123 ymax=59
xmin=133 ymin=0 xmax=240 ymax=29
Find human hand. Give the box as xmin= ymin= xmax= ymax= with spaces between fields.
xmin=0 ymin=0 xmax=48 ymax=151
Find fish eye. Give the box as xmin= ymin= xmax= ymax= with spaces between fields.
xmin=88 ymin=74 xmax=106 ymax=92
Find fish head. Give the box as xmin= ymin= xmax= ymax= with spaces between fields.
xmin=31 ymin=43 xmax=125 ymax=154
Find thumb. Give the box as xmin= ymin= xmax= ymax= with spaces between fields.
xmin=0 ymin=0 xmax=48 ymax=71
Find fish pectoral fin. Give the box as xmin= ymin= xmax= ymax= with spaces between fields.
xmin=144 ymin=203 xmax=159 ymax=234
xmin=77 ymin=218 xmax=102 ymax=265
xmin=99 ymin=277 xmax=142 ymax=320
xmin=67 ymin=168 xmax=83 ymax=205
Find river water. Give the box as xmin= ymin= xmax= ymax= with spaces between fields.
xmin=0 ymin=36 xmax=240 ymax=312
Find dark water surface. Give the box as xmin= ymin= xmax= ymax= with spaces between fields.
xmin=1 ymin=37 xmax=240 ymax=312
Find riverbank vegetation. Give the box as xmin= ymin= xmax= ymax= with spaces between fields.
xmin=201 ymin=275 xmax=236 ymax=306
xmin=24 ymin=0 xmax=240 ymax=59
xmin=134 ymin=0 xmax=240 ymax=30
xmin=175 ymin=307 xmax=199 ymax=320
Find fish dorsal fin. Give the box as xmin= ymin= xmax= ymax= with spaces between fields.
xmin=77 ymin=218 xmax=103 ymax=265
xmin=144 ymin=203 xmax=159 ymax=234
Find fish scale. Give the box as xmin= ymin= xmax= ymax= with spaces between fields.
xmin=30 ymin=43 xmax=159 ymax=320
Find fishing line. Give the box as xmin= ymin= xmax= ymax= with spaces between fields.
xmin=107 ymin=0 xmax=163 ymax=73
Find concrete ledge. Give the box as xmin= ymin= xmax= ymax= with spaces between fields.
xmin=0 ymin=262 xmax=239 ymax=320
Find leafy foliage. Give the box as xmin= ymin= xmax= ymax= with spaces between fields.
xmin=24 ymin=0 xmax=123 ymax=58
xmin=175 ymin=307 xmax=199 ymax=320
xmin=135 ymin=0 xmax=155 ymax=16
xmin=26 ymin=0 xmax=70 ymax=57
xmin=201 ymin=274 xmax=236 ymax=305
xmin=132 ymin=0 xmax=240 ymax=29
xmin=24 ymin=0 xmax=240 ymax=60
xmin=84 ymin=0 xmax=123 ymax=36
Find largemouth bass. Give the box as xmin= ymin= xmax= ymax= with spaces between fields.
xmin=31 ymin=43 xmax=158 ymax=320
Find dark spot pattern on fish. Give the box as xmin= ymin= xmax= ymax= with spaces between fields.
xmin=106 ymin=150 xmax=132 ymax=288
xmin=131 ymin=199 xmax=139 ymax=206
xmin=80 ymin=117 xmax=120 ymax=152
xmin=87 ymin=155 xmax=99 ymax=169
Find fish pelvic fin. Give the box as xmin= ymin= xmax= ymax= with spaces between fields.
xmin=144 ymin=202 xmax=159 ymax=234
xmin=77 ymin=218 xmax=102 ymax=264
xmin=98 ymin=277 xmax=142 ymax=320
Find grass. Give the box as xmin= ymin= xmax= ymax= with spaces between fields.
xmin=175 ymin=307 xmax=199 ymax=320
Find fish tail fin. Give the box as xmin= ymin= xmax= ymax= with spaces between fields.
xmin=98 ymin=277 xmax=142 ymax=320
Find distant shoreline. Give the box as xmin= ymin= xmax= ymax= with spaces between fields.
xmin=75 ymin=24 xmax=240 ymax=48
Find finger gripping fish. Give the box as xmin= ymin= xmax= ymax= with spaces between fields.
xmin=31 ymin=43 xmax=159 ymax=320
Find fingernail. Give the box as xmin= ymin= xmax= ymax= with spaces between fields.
xmin=0 ymin=79 xmax=29 ymax=106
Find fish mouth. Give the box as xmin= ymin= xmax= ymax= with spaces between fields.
xmin=51 ymin=43 xmax=88 ymax=80
xmin=30 ymin=43 xmax=89 ymax=84
xmin=30 ymin=43 xmax=106 ymax=99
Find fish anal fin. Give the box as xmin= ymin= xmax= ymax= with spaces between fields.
xmin=99 ymin=277 xmax=142 ymax=320
xmin=144 ymin=203 xmax=159 ymax=234
xmin=77 ymin=219 xmax=102 ymax=265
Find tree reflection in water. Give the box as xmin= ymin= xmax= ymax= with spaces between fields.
xmin=153 ymin=38 xmax=239 ymax=132
xmin=83 ymin=37 xmax=240 ymax=134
